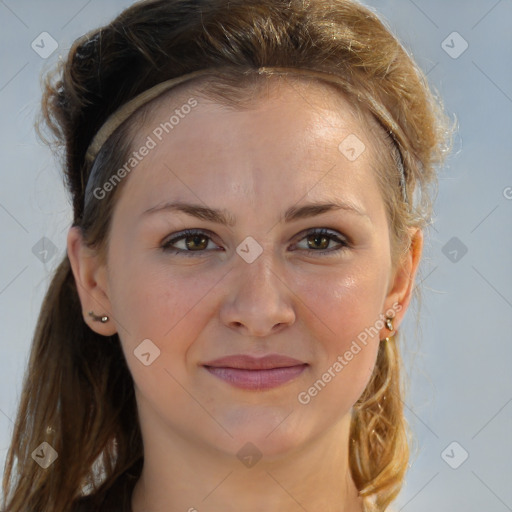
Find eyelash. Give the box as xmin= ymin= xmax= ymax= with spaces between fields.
xmin=161 ymin=228 xmax=350 ymax=257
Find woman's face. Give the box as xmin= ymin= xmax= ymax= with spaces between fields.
xmin=70 ymin=78 xmax=419 ymax=460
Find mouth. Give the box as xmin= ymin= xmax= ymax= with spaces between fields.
xmin=201 ymin=354 xmax=308 ymax=390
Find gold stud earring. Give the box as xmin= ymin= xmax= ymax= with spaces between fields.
xmin=381 ymin=315 xmax=396 ymax=342
xmin=88 ymin=311 xmax=109 ymax=323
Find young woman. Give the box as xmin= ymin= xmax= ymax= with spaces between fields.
xmin=1 ymin=0 xmax=453 ymax=511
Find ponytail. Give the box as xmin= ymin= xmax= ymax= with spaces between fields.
xmin=350 ymin=335 xmax=409 ymax=511
xmin=1 ymin=255 xmax=142 ymax=511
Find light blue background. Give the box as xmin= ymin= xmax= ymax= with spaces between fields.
xmin=0 ymin=1 xmax=511 ymax=510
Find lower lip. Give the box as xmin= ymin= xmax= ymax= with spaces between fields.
xmin=203 ymin=364 xmax=308 ymax=390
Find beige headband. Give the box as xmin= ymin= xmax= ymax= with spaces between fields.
xmin=84 ymin=66 xmax=409 ymax=203
xmin=84 ymin=68 xmax=215 ymax=164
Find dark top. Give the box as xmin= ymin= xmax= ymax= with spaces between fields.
xmin=72 ymin=469 xmax=137 ymax=512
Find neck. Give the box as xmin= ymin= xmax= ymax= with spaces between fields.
xmin=131 ymin=409 xmax=364 ymax=512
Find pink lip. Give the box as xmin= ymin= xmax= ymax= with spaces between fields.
xmin=202 ymin=354 xmax=308 ymax=390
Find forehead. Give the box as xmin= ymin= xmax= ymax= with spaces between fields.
xmin=113 ymin=75 xmax=387 ymax=222
xmin=129 ymin=74 xmax=379 ymax=165
xmin=137 ymin=73 xmax=368 ymax=131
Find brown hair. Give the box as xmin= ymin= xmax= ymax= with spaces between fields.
xmin=1 ymin=1 xmax=454 ymax=511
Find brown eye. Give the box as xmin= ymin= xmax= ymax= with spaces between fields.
xmin=183 ymin=233 xmax=209 ymax=251
xmin=307 ymin=233 xmax=330 ymax=250
xmin=162 ymin=229 xmax=219 ymax=256
xmin=161 ymin=228 xmax=349 ymax=257
xmin=295 ymin=228 xmax=349 ymax=256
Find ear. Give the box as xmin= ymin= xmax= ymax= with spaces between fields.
xmin=380 ymin=228 xmax=423 ymax=337
xmin=67 ymin=226 xmax=117 ymax=336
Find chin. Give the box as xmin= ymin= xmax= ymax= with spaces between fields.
xmin=215 ymin=410 xmax=314 ymax=460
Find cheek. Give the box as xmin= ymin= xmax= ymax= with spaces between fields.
xmin=107 ymin=221 xmax=216 ymax=334
xmin=296 ymin=258 xmax=387 ymax=345
xmin=293 ymin=264 xmax=386 ymax=408
xmin=110 ymin=260 xmax=220 ymax=343
xmin=108 ymin=261 xmax=224 ymax=403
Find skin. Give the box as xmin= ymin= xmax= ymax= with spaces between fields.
xmin=67 ymin=78 xmax=423 ymax=512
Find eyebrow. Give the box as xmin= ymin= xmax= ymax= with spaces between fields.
xmin=141 ymin=200 xmax=369 ymax=226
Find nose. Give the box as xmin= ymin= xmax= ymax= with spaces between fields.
xmin=219 ymin=247 xmax=296 ymax=337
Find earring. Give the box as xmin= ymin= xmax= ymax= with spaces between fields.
xmin=382 ymin=315 xmax=395 ymax=342
xmin=88 ymin=311 xmax=109 ymax=323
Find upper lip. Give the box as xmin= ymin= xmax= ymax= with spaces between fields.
xmin=202 ymin=354 xmax=307 ymax=370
